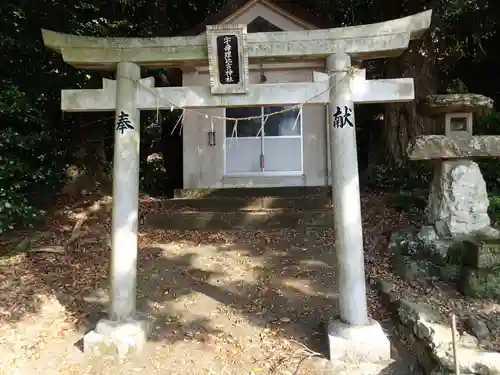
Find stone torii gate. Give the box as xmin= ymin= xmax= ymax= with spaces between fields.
xmin=42 ymin=9 xmax=432 ymax=361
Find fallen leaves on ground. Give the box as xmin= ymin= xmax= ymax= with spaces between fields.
xmin=0 ymin=190 xmax=498 ymax=374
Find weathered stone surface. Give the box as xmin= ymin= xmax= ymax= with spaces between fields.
xmin=427 ymin=160 xmax=492 ymax=237
xmin=144 ymin=208 xmax=334 ymax=230
xmin=419 ymin=93 xmax=494 ymax=117
xmin=41 ymin=10 xmax=432 ymax=68
xmin=467 ymin=239 xmax=500 ymax=269
xmin=439 ymin=264 xmax=461 ymax=283
xmin=462 ymin=268 xmax=500 ymax=299
xmin=388 ymin=227 xmax=500 ymax=290
xmin=389 ymin=229 xmax=450 ymax=280
xmin=158 ymin=196 xmax=332 ymax=211
xmin=396 ymin=322 xmax=441 ymax=374
xmin=434 ymin=345 xmax=500 ymax=375
xmin=407 ymin=135 xmax=500 ymax=160
xmin=403 ymin=259 xmax=438 ymax=280
xmin=327 ymin=319 xmax=391 ymax=363
xmin=380 ymin=289 xmax=500 ymax=375
xmin=174 ymin=186 xmax=331 ymax=199
xmin=391 ymin=228 xmax=453 ymax=262
xmin=389 ymin=230 xmax=433 ymax=280
xmin=466 ymin=317 xmax=491 ymax=341
xmin=397 ymin=300 xmax=456 ymax=349
xmin=84 ymin=315 xmax=152 ymax=357
xmin=427 ymin=239 xmax=456 ymax=263
xmin=417 ymin=225 xmax=439 ymax=243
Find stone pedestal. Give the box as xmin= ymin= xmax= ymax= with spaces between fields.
xmin=427 ymin=159 xmax=492 ymax=237
xmin=327 ymin=319 xmax=391 ymax=363
xmin=83 ymin=314 xmax=151 ymax=357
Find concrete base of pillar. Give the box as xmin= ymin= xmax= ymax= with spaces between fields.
xmin=83 ymin=313 xmax=152 ymax=357
xmin=327 ymin=318 xmax=391 ymax=363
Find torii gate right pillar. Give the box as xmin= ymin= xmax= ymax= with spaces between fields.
xmin=325 ymin=52 xmax=392 ymax=363
xmin=327 ymin=52 xmax=369 ymax=326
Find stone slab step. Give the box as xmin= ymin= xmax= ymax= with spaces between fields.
xmin=159 ymin=196 xmax=332 ymax=211
xmin=174 ymin=186 xmax=331 ymax=199
xmin=144 ymin=208 xmax=334 ymax=230
xmin=307 ymin=357 xmax=419 ymax=375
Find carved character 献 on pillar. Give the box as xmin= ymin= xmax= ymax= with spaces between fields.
xmin=332 ymin=105 xmax=354 ymax=128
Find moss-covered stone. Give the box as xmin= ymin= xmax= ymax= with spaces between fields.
xmin=466 ymin=238 xmax=500 ymax=269
xmin=389 ymin=229 xmax=443 ymax=280
xmin=389 ymin=229 xmax=425 ymax=257
xmin=388 ymin=228 xmax=500 ymax=287
xmin=445 ymin=241 xmax=472 ymax=266
xmin=96 ymin=341 xmax=119 ymax=356
xmin=461 ymin=268 xmax=500 ymax=298
xmin=399 ymin=258 xmax=438 ymax=280
xmin=438 ymin=264 xmax=461 ymax=283
xmin=396 ymin=322 xmax=440 ymax=374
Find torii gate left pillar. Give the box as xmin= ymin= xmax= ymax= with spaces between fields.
xmin=42 ymin=9 xmax=431 ymax=360
xmin=88 ymin=61 xmax=150 ymax=356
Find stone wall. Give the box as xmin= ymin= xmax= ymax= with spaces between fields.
xmin=389 ymin=229 xmax=500 ymax=299
xmin=376 ymin=280 xmax=500 ymax=375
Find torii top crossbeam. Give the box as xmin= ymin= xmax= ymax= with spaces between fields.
xmin=41 ymin=10 xmax=432 ymax=69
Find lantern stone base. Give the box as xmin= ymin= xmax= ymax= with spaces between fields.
xmin=83 ymin=314 xmax=152 ymax=357
xmin=327 ymin=318 xmax=391 ymax=363
xmin=427 ymin=159 xmax=496 ymax=238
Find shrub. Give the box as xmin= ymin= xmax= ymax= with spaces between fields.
xmin=365 ymin=111 xmax=500 ymax=193
xmin=0 ymin=83 xmax=65 ymax=232
xmin=475 ymin=112 xmax=500 ymax=192
xmin=364 ymin=162 xmax=432 ymax=192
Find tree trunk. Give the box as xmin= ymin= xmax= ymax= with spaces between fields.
xmin=379 ymin=0 xmax=441 ymax=165
xmin=381 ymin=33 xmax=438 ymax=165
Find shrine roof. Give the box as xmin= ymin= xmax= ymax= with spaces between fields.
xmin=178 ymin=0 xmax=330 ymax=36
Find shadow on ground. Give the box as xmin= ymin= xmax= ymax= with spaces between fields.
xmin=63 ymin=229 xmax=338 ymax=353
xmin=0 ymin=190 xmax=423 ymax=373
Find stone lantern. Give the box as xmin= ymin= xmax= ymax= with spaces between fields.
xmin=418 ymin=94 xmax=493 ymax=138
xmin=388 ymin=94 xmax=500 ymax=299
xmin=408 ymin=93 xmax=498 ymax=239
xmin=445 ymin=112 xmax=473 ymax=137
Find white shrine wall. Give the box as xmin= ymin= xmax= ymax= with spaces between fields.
xmin=181 ymin=66 xmax=328 ymax=189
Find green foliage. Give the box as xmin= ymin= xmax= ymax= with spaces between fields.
xmin=474 ymin=112 xmax=500 ymax=135
xmin=0 ymin=0 xmax=230 ymax=233
xmin=489 ymin=195 xmax=500 ymax=225
xmin=475 ymin=112 xmax=500 ymax=192
xmin=0 ymin=83 xmax=65 ymax=232
xmin=364 ymin=162 xmax=432 ymax=191
xmin=483 ymin=113 xmax=500 ymax=223
xmin=365 ymin=112 xmax=500 ymax=194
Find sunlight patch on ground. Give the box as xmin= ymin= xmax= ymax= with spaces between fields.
xmin=0 ymin=294 xmax=70 ymax=373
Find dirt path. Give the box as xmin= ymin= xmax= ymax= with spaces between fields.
xmin=0 ymin=193 xmax=420 ymax=374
